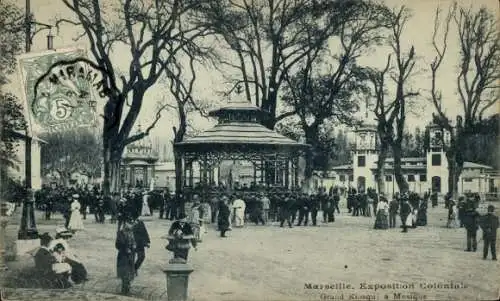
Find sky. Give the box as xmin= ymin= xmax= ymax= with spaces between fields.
xmin=7 ymin=0 xmax=499 ymax=147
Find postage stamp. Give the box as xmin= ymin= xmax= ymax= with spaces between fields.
xmin=17 ymin=47 xmax=98 ymax=133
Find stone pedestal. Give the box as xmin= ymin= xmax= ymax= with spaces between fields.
xmin=163 ymin=263 xmax=194 ymax=301
xmin=18 ymin=199 xmax=38 ymax=240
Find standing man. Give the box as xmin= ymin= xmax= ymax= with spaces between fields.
xmin=388 ymin=195 xmax=399 ymax=228
xmin=431 ymin=191 xmax=438 ymax=208
xmin=296 ymin=192 xmax=310 ymax=226
xmin=463 ymin=202 xmax=480 ymax=252
xmin=45 ymin=190 xmax=54 ymax=221
xmin=252 ymin=195 xmax=265 ymax=225
xmin=210 ymin=194 xmax=219 ymax=224
xmin=218 ymin=196 xmax=231 ymax=237
xmin=400 ymin=196 xmax=412 ymax=233
xmin=63 ymin=196 xmax=72 ymax=229
xmin=457 ymin=196 xmax=466 ymax=228
xmin=80 ymin=190 xmax=88 ymax=220
xmin=159 ymin=188 xmax=168 ymax=219
xmin=97 ymin=193 xmax=106 ymax=224
xmin=333 ymin=191 xmax=340 ymax=214
xmin=260 ymin=192 xmax=270 ymax=224
xmin=319 ymin=190 xmax=328 ymax=223
xmin=327 ymin=196 xmax=335 ymax=223
xmin=310 ymin=193 xmax=319 ymax=226
xmin=132 ymin=215 xmax=151 ymax=275
xmin=279 ymin=195 xmax=292 ymax=228
xmin=232 ymin=194 xmax=246 ymax=228
xmin=480 ymin=205 xmax=498 ymax=260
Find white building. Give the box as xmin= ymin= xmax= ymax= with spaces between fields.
xmin=314 ymin=123 xmax=496 ymax=196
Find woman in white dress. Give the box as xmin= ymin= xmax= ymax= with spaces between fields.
xmin=141 ymin=192 xmax=151 ymax=216
xmin=188 ymin=201 xmax=203 ymax=242
xmin=68 ymin=195 xmax=84 ymax=231
xmin=447 ymin=200 xmax=459 ymax=228
xmin=232 ymin=197 xmax=246 ymax=227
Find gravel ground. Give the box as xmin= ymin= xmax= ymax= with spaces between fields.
xmin=1 ymin=201 xmax=499 ymax=301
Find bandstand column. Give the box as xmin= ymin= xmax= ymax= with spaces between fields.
xmin=217 ymin=166 xmax=221 ymax=185
xmin=253 ymin=162 xmax=257 ymax=185
xmin=151 ymin=165 xmax=155 ymax=187
xmin=182 ymin=157 xmax=187 ymax=187
xmin=202 ymin=155 xmax=208 ymax=202
xmin=130 ymin=167 xmax=135 ymax=188
xmin=189 ymin=161 xmax=194 ymax=187
xmin=143 ymin=166 xmax=148 ymax=188
xmin=285 ymin=158 xmax=290 ymax=189
xmin=260 ymin=158 xmax=266 ymax=185
xmin=294 ymin=157 xmax=299 ymax=189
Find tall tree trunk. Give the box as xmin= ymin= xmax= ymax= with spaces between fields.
xmin=173 ymin=103 xmax=187 ymax=196
xmin=392 ymin=143 xmax=409 ymax=193
xmin=303 ymin=124 xmax=318 ymax=180
xmin=174 ymin=149 xmax=183 ymax=195
xmin=445 ymin=150 xmax=463 ymax=199
xmin=102 ymin=144 xmax=124 ymax=194
xmin=109 ymin=159 xmax=121 ymax=193
xmin=102 ymin=146 xmax=111 ymax=194
xmin=261 ymin=91 xmax=278 ymax=129
xmin=376 ymin=142 xmax=389 ymax=195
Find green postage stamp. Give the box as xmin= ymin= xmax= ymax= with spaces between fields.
xmin=17 ymin=47 xmax=99 ymax=132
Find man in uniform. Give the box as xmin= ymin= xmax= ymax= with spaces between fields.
xmin=480 ymin=205 xmax=498 ymax=260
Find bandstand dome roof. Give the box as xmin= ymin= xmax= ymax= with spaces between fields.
xmin=175 ymin=100 xmax=308 ymax=152
xmin=208 ymin=101 xmax=264 ymax=116
xmin=177 ymin=122 xmax=306 ymax=146
xmin=123 ymin=124 xmax=159 ymax=162
xmin=354 ymin=121 xmax=377 ymax=132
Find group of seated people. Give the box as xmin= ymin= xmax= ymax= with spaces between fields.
xmin=33 ymin=232 xmax=88 ymax=288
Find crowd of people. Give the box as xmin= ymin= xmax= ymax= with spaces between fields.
xmin=25 ymin=182 xmax=498 ymax=295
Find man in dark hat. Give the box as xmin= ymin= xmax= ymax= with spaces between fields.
xmin=400 ymin=196 xmax=412 ymax=233
xmin=218 ymin=196 xmax=231 ymax=237
xmin=132 ymin=215 xmax=151 ymax=276
xmin=279 ymin=195 xmax=293 ymax=228
xmin=388 ymin=196 xmax=399 ymax=228
xmin=463 ymin=202 xmax=480 ymax=252
xmin=296 ymin=192 xmax=309 ymax=226
xmin=310 ymin=193 xmax=319 ymax=226
xmin=480 ymin=205 xmax=498 ymax=260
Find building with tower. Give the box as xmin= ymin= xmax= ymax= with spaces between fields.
xmin=315 ymin=122 xmax=495 ymax=197
xmin=120 ymin=125 xmax=159 ymax=189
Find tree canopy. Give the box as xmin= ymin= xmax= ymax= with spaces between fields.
xmin=0 ymin=0 xmax=28 ymax=200
xmin=40 ymin=128 xmax=102 ymax=184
